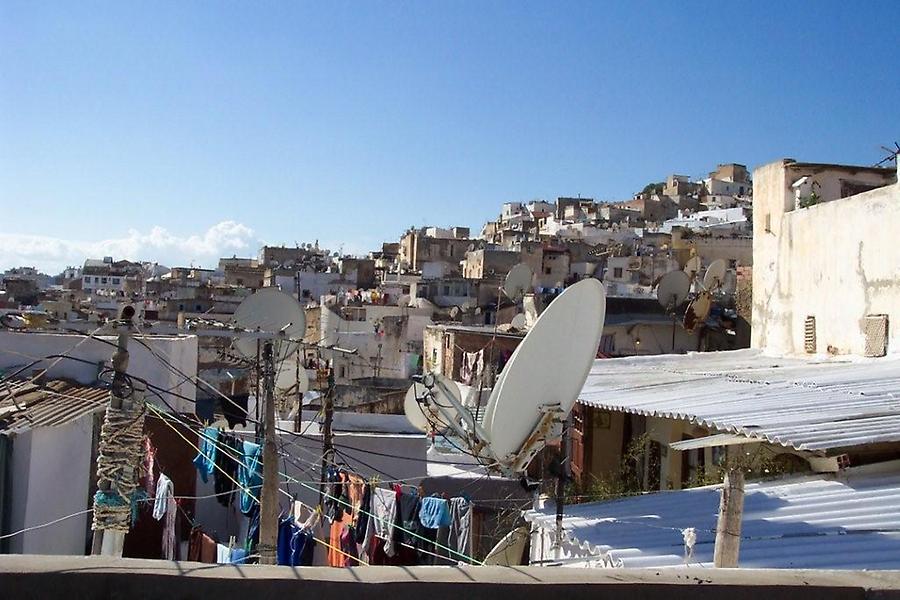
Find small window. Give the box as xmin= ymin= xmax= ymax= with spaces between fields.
xmin=764 ymin=214 xmax=771 ymax=233
xmin=112 ymin=278 xmax=120 ymax=284
xmin=613 ymin=267 xmax=623 ymax=278
xmin=101 ymin=277 xmax=108 ymax=284
xmin=544 ymin=268 xmax=551 ymax=275
xmin=804 ymin=316 xmax=817 ymax=354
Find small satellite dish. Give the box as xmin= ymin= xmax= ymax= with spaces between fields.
xmin=656 ymin=270 xmax=690 ymax=310
xmin=502 ymin=263 xmax=533 ymax=301
xmin=683 ymin=290 xmax=713 ymax=333
xmin=232 ymin=288 xmax=307 ymax=361
xmin=474 ymin=307 xmax=482 ymax=316
xmin=510 ymin=313 xmax=526 ymax=330
xmin=403 ymin=375 xmax=459 ymax=432
xmin=703 ymin=259 xmax=727 ymax=291
xmin=481 ymin=278 xmax=606 ymax=460
xmin=684 ymin=255 xmax=701 ymax=279
xmin=450 ymin=306 xmax=461 ymax=320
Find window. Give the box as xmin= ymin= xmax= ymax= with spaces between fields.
xmin=196 ymin=304 xmax=202 ymax=312
xmin=443 ymin=285 xmax=450 ymax=295
xmin=613 ymin=267 xmax=623 ymax=278
xmin=544 ymin=267 xmax=551 ymax=275
xmin=101 ymin=277 xmax=108 ymax=284
xmin=112 ymin=278 xmax=120 ymax=284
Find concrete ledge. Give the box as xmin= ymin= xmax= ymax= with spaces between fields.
xmin=0 ymin=556 xmax=899 ymax=600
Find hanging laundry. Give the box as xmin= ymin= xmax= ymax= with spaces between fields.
xmin=229 ymin=547 xmax=247 ymax=565
xmin=368 ymin=487 xmax=398 ymax=557
xmin=221 ymin=393 xmax=249 ymax=428
xmin=214 ymin=433 xmax=243 ymax=507
xmin=419 ymin=496 xmax=452 ymax=529
xmin=153 ymin=473 xmax=176 ymax=560
xmin=354 ymin=484 xmax=371 ymax=547
xmin=216 ymin=543 xmax=232 ymax=564
xmin=192 ymin=427 xmax=218 ymax=483
xmin=395 ymin=488 xmax=420 ymax=548
xmin=238 ymin=440 xmax=262 ymax=515
xmin=246 ymin=503 xmax=260 ymax=555
xmin=460 ymin=353 xmax=473 ymax=385
xmin=447 ymin=497 xmax=472 ymax=562
xmin=142 ymin=437 xmax=156 ymax=495
xmin=188 ymin=527 xmax=217 ymax=563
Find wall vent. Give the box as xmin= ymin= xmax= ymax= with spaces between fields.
xmin=804 ymin=316 xmax=817 ymax=354
xmin=863 ymin=314 xmax=888 ymax=358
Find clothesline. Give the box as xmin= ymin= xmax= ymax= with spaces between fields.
xmin=153 ymin=404 xmax=485 ymax=565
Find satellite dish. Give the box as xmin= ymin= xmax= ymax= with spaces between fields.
xmin=232 ymin=288 xmax=307 ymax=361
xmin=275 ymin=359 xmax=310 ymax=394
xmin=481 ymin=278 xmax=606 ymax=460
xmin=397 ymin=294 xmax=411 ymax=307
xmin=461 ymin=300 xmax=473 ymax=312
xmin=510 ymin=313 xmax=526 ymax=330
xmin=403 ymin=375 xmax=459 ymax=432
xmin=703 ymin=259 xmax=727 ymax=291
xmin=684 ymin=255 xmax=701 ymax=279
xmin=502 ymin=263 xmax=533 ymax=301
xmin=450 ymin=306 xmax=461 ymax=320
xmin=656 ymin=271 xmax=690 ymax=310
xmin=683 ymin=290 xmax=712 ymax=333
xmin=474 ymin=307 xmax=482 ymax=316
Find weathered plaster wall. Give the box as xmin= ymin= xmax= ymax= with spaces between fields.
xmin=752 ymin=160 xmax=900 ymax=355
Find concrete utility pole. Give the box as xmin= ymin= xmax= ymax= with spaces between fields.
xmin=258 ymin=342 xmax=279 ymax=565
xmin=713 ymin=446 xmax=746 ymax=568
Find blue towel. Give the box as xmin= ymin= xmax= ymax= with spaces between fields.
xmin=238 ymin=440 xmax=262 ymax=515
xmin=192 ymin=427 xmax=219 ymax=483
xmin=229 ymin=547 xmax=247 ymax=565
xmin=419 ymin=496 xmax=452 ymax=529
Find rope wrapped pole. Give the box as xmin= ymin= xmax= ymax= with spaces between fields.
xmin=90 ymin=307 xmax=147 ymax=557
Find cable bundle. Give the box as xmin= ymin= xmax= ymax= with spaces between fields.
xmin=91 ymin=387 xmax=147 ymax=533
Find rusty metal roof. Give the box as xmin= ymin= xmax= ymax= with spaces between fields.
xmin=0 ymin=379 xmax=108 ymax=433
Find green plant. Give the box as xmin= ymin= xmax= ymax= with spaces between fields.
xmin=798 ymin=192 xmax=820 ymax=209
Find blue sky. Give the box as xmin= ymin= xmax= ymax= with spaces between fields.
xmin=1 ymin=1 xmax=898 ymax=272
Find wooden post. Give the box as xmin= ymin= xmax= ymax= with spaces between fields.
xmin=713 ymin=446 xmax=745 ymax=568
xmin=318 ymin=377 xmax=334 ymax=506
xmin=258 ymin=341 xmax=279 ymax=565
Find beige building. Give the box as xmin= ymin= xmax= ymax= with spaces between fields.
xmin=752 ymin=159 xmax=898 ymax=356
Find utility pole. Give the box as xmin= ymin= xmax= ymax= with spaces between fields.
xmin=713 ymin=445 xmax=746 ymax=567
xmin=553 ymin=416 xmax=570 ymax=561
xmin=91 ymin=305 xmax=145 ymax=557
xmin=318 ymin=365 xmax=335 ymax=506
xmin=258 ymin=342 xmax=279 ymax=565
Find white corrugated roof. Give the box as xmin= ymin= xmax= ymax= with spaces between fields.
xmin=579 ymin=349 xmax=900 ymax=452
xmin=524 ymin=461 xmax=900 ymax=570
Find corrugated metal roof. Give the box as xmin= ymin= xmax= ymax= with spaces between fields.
xmin=0 ymin=379 xmax=108 ymax=432
xmin=578 ymin=349 xmax=900 ymax=452
xmin=524 ymin=460 xmax=900 ymax=570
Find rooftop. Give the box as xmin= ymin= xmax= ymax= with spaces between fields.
xmin=579 ymin=349 xmax=900 ymax=453
xmin=0 ymin=379 xmax=108 ymax=433
xmin=525 ymin=460 xmax=900 ymax=570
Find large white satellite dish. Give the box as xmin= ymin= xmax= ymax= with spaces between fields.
xmin=481 ymin=278 xmax=606 ymax=461
xmin=502 ymin=263 xmax=533 ymax=301
xmin=232 ymin=288 xmax=307 ymax=361
xmin=703 ymin=259 xmax=727 ymax=291
xmin=656 ymin=270 xmax=690 ymax=309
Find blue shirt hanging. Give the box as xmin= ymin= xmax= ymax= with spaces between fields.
xmin=238 ymin=440 xmax=262 ymax=515
xmin=192 ymin=427 xmax=219 ymax=483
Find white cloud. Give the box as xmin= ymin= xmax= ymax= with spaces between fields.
xmin=0 ymin=221 xmax=257 ymax=273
